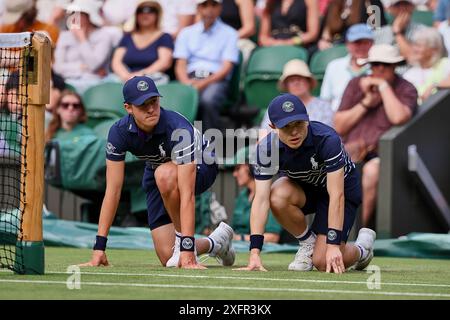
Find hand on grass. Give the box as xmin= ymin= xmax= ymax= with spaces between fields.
xmin=78 ymin=250 xmax=109 ymax=267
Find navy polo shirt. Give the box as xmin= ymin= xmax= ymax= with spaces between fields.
xmin=254 ymin=121 xmax=358 ymax=195
xmin=106 ymin=108 xmax=205 ymax=167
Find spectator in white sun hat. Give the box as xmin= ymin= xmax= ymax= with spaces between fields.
xmin=53 ymin=0 xmax=122 ymax=93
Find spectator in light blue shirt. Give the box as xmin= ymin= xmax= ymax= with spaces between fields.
xmin=174 ymin=0 xmax=239 ymax=131
xmin=434 ymin=0 xmax=449 ymax=24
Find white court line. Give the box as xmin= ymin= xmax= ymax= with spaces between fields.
xmin=2 ymin=269 xmax=449 ymax=289
xmin=45 ymin=270 xmax=450 ymax=289
xmin=0 ymin=279 xmax=449 ymax=298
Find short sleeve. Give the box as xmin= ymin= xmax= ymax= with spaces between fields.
xmin=319 ymin=134 xmax=347 ymax=173
xmin=117 ymin=33 xmax=130 ymax=48
xmin=173 ymin=29 xmax=190 ymax=60
xmin=253 ymin=134 xmax=279 ymax=180
xmin=398 ymin=79 xmax=418 ymax=114
xmin=105 ymin=123 xmax=127 ymax=161
xmin=221 ymin=29 xmax=239 ymax=64
xmin=159 ymin=33 xmax=175 ymax=50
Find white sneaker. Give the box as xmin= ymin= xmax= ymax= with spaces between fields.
xmin=288 ymin=233 xmax=316 ymax=271
xmin=354 ymin=228 xmax=376 ymax=271
xmin=166 ymin=235 xmax=198 ymax=267
xmin=208 ymin=222 xmax=235 ymax=266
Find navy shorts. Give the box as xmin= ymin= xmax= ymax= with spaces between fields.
xmin=290 ymin=174 xmax=362 ymax=243
xmin=142 ymin=163 xmax=218 ymax=230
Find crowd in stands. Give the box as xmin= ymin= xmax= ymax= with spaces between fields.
xmin=1 ymin=0 xmax=450 ymax=241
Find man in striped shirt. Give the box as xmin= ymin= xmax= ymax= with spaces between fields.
xmin=80 ymin=76 xmax=235 ymax=269
xmin=237 ymin=94 xmax=376 ymax=274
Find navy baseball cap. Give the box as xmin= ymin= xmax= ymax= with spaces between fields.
xmin=268 ymin=94 xmax=309 ymax=128
xmin=123 ymin=76 xmax=162 ymax=106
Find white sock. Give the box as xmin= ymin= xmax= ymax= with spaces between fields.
xmin=357 ymin=244 xmax=368 ymax=261
xmin=295 ymin=228 xmax=315 ymax=244
xmin=207 ymin=237 xmax=221 ymax=254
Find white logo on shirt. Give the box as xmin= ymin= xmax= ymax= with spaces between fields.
xmin=310 ymin=155 xmax=318 ymax=170
xmin=106 ymin=142 xmax=116 ymax=155
xmin=159 ymin=143 xmax=166 ymax=157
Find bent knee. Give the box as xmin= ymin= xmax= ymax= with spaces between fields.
xmin=270 ymin=189 xmax=289 ymax=212
xmin=155 ymin=164 xmax=178 ymax=194
xmin=362 ymin=160 xmax=380 ymax=182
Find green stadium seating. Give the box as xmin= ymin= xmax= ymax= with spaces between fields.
xmin=93 ymin=118 xmax=120 ymax=140
xmin=244 ymin=46 xmax=309 ymax=123
xmin=309 ymin=45 xmax=348 ymax=96
xmin=82 ymin=82 xmax=127 ymax=128
xmin=222 ymin=50 xmax=243 ymax=112
xmin=158 ymin=82 xmax=199 ymax=123
xmin=246 ymin=45 xmax=309 ymax=75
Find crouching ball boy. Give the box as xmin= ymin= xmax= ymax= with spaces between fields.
xmin=237 ymin=93 xmax=375 ymax=273
xmin=80 ymin=76 xmax=235 ymax=269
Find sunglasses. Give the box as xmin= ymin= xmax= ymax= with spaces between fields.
xmin=60 ymin=102 xmax=81 ymax=109
xmin=136 ymin=6 xmax=158 ymax=15
xmin=371 ymin=62 xmax=393 ymax=67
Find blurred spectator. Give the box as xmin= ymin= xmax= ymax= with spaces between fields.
xmin=433 ymin=0 xmax=449 ymax=25
xmin=403 ymin=27 xmax=450 ymax=103
xmin=220 ymin=0 xmax=256 ymax=66
xmin=101 ymin=0 xmax=138 ymax=26
xmin=261 ymin=59 xmax=334 ymax=129
xmin=36 ymin=0 xmax=71 ymax=26
xmin=0 ymin=71 xmax=21 ymax=117
xmin=46 ymin=70 xmax=66 ymax=129
xmin=229 ymin=146 xmax=281 ymax=243
xmin=318 ymin=0 xmax=332 ymax=16
xmin=174 ymin=0 xmax=239 ymax=131
xmin=334 ymin=44 xmax=418 ymax=228
xmin=258 ymin=0 xmax=320 ymax=51
xmin=221 ymin=0 xmax=255 ymax=39
xmin=156 ymin=0 xmax=197 ymax=39
xmin=318 ymin=0 xmax=386 ymax=51
xmin=112 ymin=1 xmax=173 ymax=84
xmin=438 ymin=2 xmax=450 ymax=52
xmin=321 ymin=24 xmax=374 ymax=111
xmin=375 ymin=0 xmax=426 ymax=63
xmin=123 ymin=0 xmax=197 ymax=39
xmin=45 ymin=89 xmax=93 ymax=142
xmin=0 ymin=0 xmax=5 ymax=22
xmin=0 ymin=72 xmax=22 ymax=156
xmin=53 ymin=0 xmax=122 ymax=93
xmin=0 ymin=0 xmax=59 ymax=44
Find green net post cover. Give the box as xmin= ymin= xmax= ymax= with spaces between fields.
xmin=14 ymin=241 xmax=45 ymax=275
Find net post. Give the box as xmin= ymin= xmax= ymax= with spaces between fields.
xmin=15 ymin=32 xmax=51 ymax=275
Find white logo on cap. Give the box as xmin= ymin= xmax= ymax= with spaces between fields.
xmin=137 ymin=80 xmax=149 ymax=91
xmin=282 ymin=101 xmax=294 ymax=113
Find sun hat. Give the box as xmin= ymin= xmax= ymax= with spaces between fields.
xmin=278 ymin=59 xmax=317 ymax=91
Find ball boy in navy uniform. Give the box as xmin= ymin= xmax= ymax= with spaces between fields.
xmin=237 ymin=94 xmax=376 ymax=273
xmin=81 ymin=76 xmax=235 ymax=269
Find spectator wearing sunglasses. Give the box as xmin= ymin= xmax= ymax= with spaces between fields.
xmin=45 ymin=90 xmax=93 ymax=142
xmin=112 ymin=1 xmax=174 ymax=84
xmin=334 ymin=44 xmax=418 ymax=229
